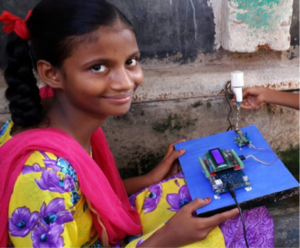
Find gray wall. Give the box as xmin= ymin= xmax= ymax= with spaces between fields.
xmin=0 ymin=0 xmax=215 ymax=66
xmin=0 ymin=0 xmax=215 ymax=67
xmin=109 ymin=0 xmax=215 ymax=61
xmin=0 ymin=0 xmax=299 ymax=67
xmin=291 ymin=0 xmax=299 ymax=47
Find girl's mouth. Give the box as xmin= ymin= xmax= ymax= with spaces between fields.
xmin=103 ymin=92 xmax=133 ymax=104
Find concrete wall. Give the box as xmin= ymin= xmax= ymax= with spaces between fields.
xmin=0 ymin=0 xmax=299 ymax=177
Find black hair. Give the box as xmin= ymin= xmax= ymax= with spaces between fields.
xmin=4 ymin=0 xmax=134 ymax=127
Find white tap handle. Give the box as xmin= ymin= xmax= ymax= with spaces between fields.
xmin=231 ymin=71 xmax=244 ymax=104
xmin=231 ymin=71 xmax=244 ymax=87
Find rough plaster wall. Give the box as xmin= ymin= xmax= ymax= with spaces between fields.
xmin=136 ymin=50 xmax=299 ymax=103
xmin=220 ymin=0 xmax=294 ymax=52
xmin=0 ymin=0 xmax=298 ymax=176
xmin=103 ymin=97 xmax=299 ymax=177
xmin=107 ymin=0 xmax=216 ymax=62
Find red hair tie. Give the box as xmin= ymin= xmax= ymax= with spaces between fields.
xmin=0 ymin=10 xmax=32 ymax=40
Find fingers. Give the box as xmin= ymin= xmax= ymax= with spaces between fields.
xmin=164 ymin=139 xmax=186 ymax=158
xmin=183 ymin=198 xmax=211 ymax=214
xmin=201 ymin=208 xmax=239 ymax=228
xmin=168 ymin=161 xmax=181 ymax=177
xmin=163 ymin=148 xmax=185 ymax=165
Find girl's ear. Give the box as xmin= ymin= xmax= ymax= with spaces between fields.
xmin=36 ymin=60 xmax=64 ymax=89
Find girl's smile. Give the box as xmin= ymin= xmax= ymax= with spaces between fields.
xmin=52 ymin=23 xmax=144 ymax=123
xmin=102 ymin=91 xmax=133 ymax=104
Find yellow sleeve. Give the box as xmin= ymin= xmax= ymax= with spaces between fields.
xmin=8 ymin=151 xmax=98 ymax=247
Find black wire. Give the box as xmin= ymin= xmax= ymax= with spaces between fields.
xmin=227 ymin=183 xmax=249 ymax=248
xmin=225 ymin=83 xmax=234 ymax=131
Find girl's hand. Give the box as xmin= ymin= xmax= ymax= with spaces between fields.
xmin=232 ymin=87 xmax=267 ymax=109
xmin=165 ymin=198 xmax=239 ymax=247
xmin=139 ymin=198 xmax=239 ymax=247
xmin=146 ymin=140 xmax=186 ymax=185
xmin=164 ymin=198 xmax=239 ymax=246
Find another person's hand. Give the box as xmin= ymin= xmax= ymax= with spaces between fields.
xmin=146 ymin=140 xmax=186 ymax=184
xmin=231 ymin=87 xmax=268 ymax=109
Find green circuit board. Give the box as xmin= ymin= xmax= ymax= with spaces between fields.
xmin=199 ymin=148 xmax=250 ymax=194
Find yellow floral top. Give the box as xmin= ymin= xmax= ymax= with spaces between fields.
xmin=1 ymin=120 xmax=224 ymax=248
xmin=1 ymin=120 xmax=100 ymax=247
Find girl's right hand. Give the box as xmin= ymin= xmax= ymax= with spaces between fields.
xmin=232 ymin=87 xmax=268 ymax=109
xmin=140 ymin=198 xmax=239 ymax=247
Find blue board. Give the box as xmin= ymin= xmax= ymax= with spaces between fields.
xmin=174 ymin=125 xmax=299 ymax=215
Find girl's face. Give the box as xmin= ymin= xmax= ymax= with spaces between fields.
xmin=59 ymin=24 xmax=143 ymax=119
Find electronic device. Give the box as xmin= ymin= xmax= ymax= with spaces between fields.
xmin=199 ymin=148 xmax=250 ymax=195
xmin=235 ymin=129 xmax=251 ymax=148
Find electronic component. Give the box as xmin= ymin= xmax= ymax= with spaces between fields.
xmin=242 ymin=175 xmax=248 ymax=182
xmin=199 ymin=148 xmax=250 ymax=195
xmin=235 ymin=129 xmax=251 ymax=148
xmin=209 ymin=148 xmax=227 ymax=168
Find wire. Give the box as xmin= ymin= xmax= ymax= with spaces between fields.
xmin=246 ymin=155 xmax=278 ymax=165
xmin=225 ymin=82 xmax=235 ymax=131
xmin=226 ymin=183 xmax=249 ymax=248
xmin=248 ymin=144 xmax=273 ymax=152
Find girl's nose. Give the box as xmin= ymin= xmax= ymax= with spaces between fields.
xmin=112 ymin=67 xmax=134 ymax=91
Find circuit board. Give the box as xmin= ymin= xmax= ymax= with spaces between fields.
xmin=235 ymin=129 xmax=251 ymax=148
xmin=199 ymin=148 xmax=250 ymax=195
xmin=209 ymin=168 xmax=250 ymax=194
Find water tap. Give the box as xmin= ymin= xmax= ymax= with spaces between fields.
xmin=231 ymin=71 xmax=244 ymax=105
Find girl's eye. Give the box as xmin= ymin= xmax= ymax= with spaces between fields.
xmin=91 ymin=65 xmax=106 ymax=73
xmin=126 ymin=58 xmax=138 ymax=67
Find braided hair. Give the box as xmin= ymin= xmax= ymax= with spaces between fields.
xmin=4 ymin=0 xmax=134 ymax=127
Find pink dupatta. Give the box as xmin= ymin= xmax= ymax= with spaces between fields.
xmin=0 ymin=124 xmax=142 ymax=246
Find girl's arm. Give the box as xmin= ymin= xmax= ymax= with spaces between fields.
xmin=123 ymin=175 xmax=153 ymax=196
xmin=240 ymin=87 xmax=299 ymax=110
xmin=123 ymin=144 xmax=185 ymax=195
xmin=138 ymin=198 xmax=239 ymax=247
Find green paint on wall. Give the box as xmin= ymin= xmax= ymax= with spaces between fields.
xmin=234 ymin=0 xmax=281 ymax=30
xmin=236 ymin=9 xmax=279 ymax=30
xmin=233 ymin=0 xmax=280 ymax=10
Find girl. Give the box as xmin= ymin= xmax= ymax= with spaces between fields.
xmin=0 ymin=0 xmax=274 ymax=247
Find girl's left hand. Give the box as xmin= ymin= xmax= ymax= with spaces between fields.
xmin=146 ymin=140 xmax=186 ymax=185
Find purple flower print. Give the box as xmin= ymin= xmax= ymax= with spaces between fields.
xmin=174 ymin=179 xmax=180 ymax=188
xmin=63 ymin=175 xmax=76 ymax=192
xmin=40 ymin=151 xmax=61 ymax=171
xmin=22 ymin=163 xmax=46 ymax=175
xmin=35 ymin=170 xmax=75 ymax=193
xmin=142 ymin=184 xmax=162 ymax=214
xmin=136 ymin=239 xmax=145 ymax=247
xmin=8 ymin=207 xmax=39 ymax=237
xmin=40 ymin=198 xmax=74 ymax=226
xmin=176 ymin=172 xmax=184 ymax=179
xmin=31 ymin=224 xmax=64 ymax=248
xmin=167 ymin=185 xmax=192 ymax=212
xmin=113 ymin=240 xmax=123 ymax=248
xmin=129 ymin=194 xmax=137 ymax=210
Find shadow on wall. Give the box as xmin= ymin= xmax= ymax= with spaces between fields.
xmin=0 ymin=0 xmax=215 ymax=66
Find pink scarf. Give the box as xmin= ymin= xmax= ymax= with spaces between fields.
xmin=0 ymin=127 xmax=142 ymax=246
